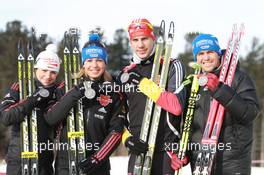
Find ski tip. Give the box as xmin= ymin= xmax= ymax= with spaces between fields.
xmin=17 ymin=38 xmax=24 ymax=53
xmin=158 ymin=20 xmax=166 ymax=37
xmin=69 ymin=28 xmax=78 ymax=35
xmin=240 ymin=23 xmax=245 ymax=35
xmin=18 ymin=38 xmax=22 ymax=49
xmin=188 ymin=62 xmax=200 ymax=69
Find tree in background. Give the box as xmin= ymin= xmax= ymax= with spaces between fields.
xmin=107 ymin=28 xmax=131 ymax=75
xmin=177 ymin=32 xmax=199 ymax=74
xmin=240 ymin=37 xmax=264 ymax=166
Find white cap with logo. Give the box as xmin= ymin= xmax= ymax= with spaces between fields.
xmin=34 ymin=44 xmax=61 ymax=73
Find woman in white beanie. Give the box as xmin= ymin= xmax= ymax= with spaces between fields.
xmin=0 ymin=44 xmax=64 ymax=175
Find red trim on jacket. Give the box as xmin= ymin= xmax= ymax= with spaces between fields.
xmin=95 ymin=132 xmax=121 ymax=161
xmin=156 ymin=91 xmax=182 ymax=116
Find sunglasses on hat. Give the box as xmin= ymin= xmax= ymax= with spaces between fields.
xmin=128 ymin=22 xmax=153 ymax=31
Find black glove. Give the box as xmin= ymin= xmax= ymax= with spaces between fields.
xmin=76 ymin=81 xmax=86 ymax=97
xmin=9 ymin=82 xmax=19 ymax=102
xmin=78 ymin=156 xmax=100 ymax=174
xmin=22 ymin=86 xmax=54 ymax=114
xmin=119 ymin=69 xmax=143 ymax=86
xmin=125 ymin=136 xmax=148 ymax=155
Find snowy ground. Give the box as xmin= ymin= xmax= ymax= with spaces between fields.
xmin=110 ymin=156 xmax=192 ymax=174
xmin=1 ymin=157 xmax=264 ymax=174
xmin=110 ymin=156 xmax=264 ymax=175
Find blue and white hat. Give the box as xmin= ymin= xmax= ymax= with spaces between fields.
xmin=192 ymin=34 xmax=222 ymax=61
xmin=81 ymin=34 xmax=108 ymax=64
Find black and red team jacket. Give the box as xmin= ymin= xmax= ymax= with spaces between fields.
xmin=117 ymin=54 xmax=187 ymax=152
xmin=44 ymin=78 xmax=126 ymax=172
xmin=0 ymin=80 xmax=64 ymax=174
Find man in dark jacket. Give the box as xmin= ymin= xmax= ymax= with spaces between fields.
xmin=117 ymin=18 xmax=187 ymax=175
xmin=188 ymin=34 xmax=260 ymax=175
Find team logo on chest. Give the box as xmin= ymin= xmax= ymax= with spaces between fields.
xmin=97 ymin=95 xmax=113 ymax=107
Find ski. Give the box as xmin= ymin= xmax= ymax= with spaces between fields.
xmin=63 ymin=28 xmax=86 ymax=175
xmin=174 ymin=62 xmax=201 ymax=175
xmin=193 ymin=24 xmax=245 ymax=175
xmin=19 ymin=38 xmax=31 ymax=175
xmin=70 ymin=28 xmax=86 ymax=169
xmin=19 ymin=28 xmax=38 ymax=175
xmin=63 ymin=31 xmax=78 ymax=175
xmin=142 ymin=21 xmax=175 ymax=175
xmin=27 ymin=29 xmax=39 ymax=175
xmin=133 ymin=20 xmax=165 ymax=175
xmin=200 ymin=24 xmax=238 ymax=142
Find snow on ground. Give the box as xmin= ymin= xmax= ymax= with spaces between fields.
xmin=110 ymin=156 xmax=264 ymax=175
xmin=1 ymin=157 xmax=264 ymax=174
xmin=0 ymin=160 xmax=6 ymax=175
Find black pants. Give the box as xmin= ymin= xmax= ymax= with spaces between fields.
xmin=6 ymin=160 xmax=21 ymax=175
xmin=128 ymin=151 xmax=174 ymax=175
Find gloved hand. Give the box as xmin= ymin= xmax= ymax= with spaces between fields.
xmin=76 ymin=81 xmax=86 ymax=97
xmin=9 ymin=82 xmax=19 ymax=102
xmin=78 ymin=156 xmax=100 ymax=174
xmin=119 ymin=69 xmax=143 ymax=86
xmin=198 ymin=73 xmax=219 ymax=92
xmin=166 ymin=151 xmax=189 ymax=171
xmin=22 ymin=86 xmax=54 ymax=114
xmin=125 ymin=136 xmax=148 ymax=155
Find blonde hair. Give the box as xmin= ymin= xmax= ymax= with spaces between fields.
xmin=73 ymin=67 xmax=112 ymax=82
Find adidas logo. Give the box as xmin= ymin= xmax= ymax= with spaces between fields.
xmin=4 ymin=93 xmax=11 ymax=98
xmin=98 ymin=107 xmax=107 ymax=113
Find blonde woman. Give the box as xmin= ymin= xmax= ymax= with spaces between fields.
xmin=45 ymin=34 xmax=125 ymax=175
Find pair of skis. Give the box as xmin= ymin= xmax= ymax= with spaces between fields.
xmin=18 ymin=29 xmax=39 ymax=175
xmin=193 ymin=24 xmax=245 ymax=175
xmin=133 ymin=20 xmax=175 ymax=175
xmin=63 ymin=28 xmax=86 ymax=175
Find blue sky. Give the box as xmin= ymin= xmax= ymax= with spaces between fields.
xmin=1 ymin=0 xmax=264 ymax=56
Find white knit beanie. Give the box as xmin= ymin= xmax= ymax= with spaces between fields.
xmin=34 ymin=44 xmax=61 ymax=72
